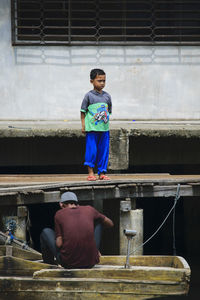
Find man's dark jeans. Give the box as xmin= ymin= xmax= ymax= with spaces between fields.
xmin=40 ymin=223 xmax=102 ymax=266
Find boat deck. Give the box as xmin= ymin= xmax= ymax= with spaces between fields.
xmin=0 ymin=250 xmax=191 ymax=300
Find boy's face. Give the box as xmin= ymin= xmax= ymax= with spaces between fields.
xmin=91 ymin=74 xmax=106 ymax=92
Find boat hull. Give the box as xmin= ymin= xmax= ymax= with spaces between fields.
xmin=0 ymin=275 xmax=189 ymax=300
xmin=0 ymin=254 xmax=190 ymax=300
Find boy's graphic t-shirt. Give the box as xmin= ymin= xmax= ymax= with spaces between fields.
xmin=81 ymin=90 xmax=112 ymax=132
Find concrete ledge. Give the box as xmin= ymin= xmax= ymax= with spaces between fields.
xmin=0 ymin=120 xmax=200 ymax=138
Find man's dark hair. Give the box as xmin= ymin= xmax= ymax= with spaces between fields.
xmin=90 ymin=68 xmax=105 ymax=80
xmin=62 ymin=201 xmax=78 ymax=205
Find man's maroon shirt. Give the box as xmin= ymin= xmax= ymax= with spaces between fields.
xmin=55 ymin=205 xmax=105 ymax=268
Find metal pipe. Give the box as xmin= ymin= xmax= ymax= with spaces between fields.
xmin=124 ymin=229 xmax=137 ymax=269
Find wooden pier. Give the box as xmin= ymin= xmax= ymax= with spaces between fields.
xmin=1 ymin=173 xmax=200 ymax=255
xmin=0 ymin=173 xmax=200 ymax=205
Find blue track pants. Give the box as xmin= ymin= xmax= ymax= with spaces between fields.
xmin=84 ymin=131 xmax=110 ymax=175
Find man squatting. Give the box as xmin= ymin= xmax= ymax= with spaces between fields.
xmin=40 ymin=192 xmax=114 ymax=268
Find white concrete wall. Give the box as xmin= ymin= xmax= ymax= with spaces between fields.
xmin=1 ymin=0 xmax=200 ymax=120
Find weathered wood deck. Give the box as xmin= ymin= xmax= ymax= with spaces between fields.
xmin=0 ymin=247 xmax=191 ymax=300
xmin=0 ymin=174 xmax=200 ymax=206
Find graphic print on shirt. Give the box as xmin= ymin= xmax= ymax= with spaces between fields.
xmin=89 ymin=104 xmax=109 ymax=125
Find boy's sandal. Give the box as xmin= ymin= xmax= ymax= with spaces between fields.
xmin=87 ymin=175 xmax=97 ymax=181
xmin=99 ymin=175 xmax=111 ymax=181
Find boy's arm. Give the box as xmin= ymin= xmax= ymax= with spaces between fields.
xmin=81 ymin=112 xmax=86 ymax=133
xmin=81 ymin=93 xmax=89 ymax=133
xmin=108 ymin=95 xmax=112 ymax=114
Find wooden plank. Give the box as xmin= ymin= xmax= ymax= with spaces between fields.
xmin=0 ymin=192 xmax=18 ymax=196
xmin=0 ymin=175 xmax=200 ymax=194
xmin=0 ymin=289 xmax=155 ymax=300
xmin=0 ymin=276 xmax=190 ymax=298
xmin=33 ymin=266 xmax=188 ymax=283
xmin=117 ymin=185 xmax=195 ymax=199
xmin=68 ymin=186 xmax=94 ymax=199
xmin=0 ymin=184 xmax=199 ymax=206
xmin=6 ymin=246 xmax=13 ymax=256
xmin=0 ymin=173 xmax=199 ymax=182
xmin=0 ymin=256 xmax=55 ymax=276
xmin=0 ymin=173 xmax=200 ymax=206
xmin=0 ymin=232 xmax=41 ymax=255
xmin=0 ymin=289 xmax=153 ymax=300
xmin=43 ymin=191 xmax=60 ymax=203
xmin=99 ymin=255 xmax=190 ymax=269
xmin=0 ymin=246 xmax=42 ymax=260
xmin=93 ymin=185 xmax=116 ymax=203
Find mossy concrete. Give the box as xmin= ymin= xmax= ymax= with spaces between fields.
xmin=0 ymin=120 xmax=200 ymax=171
xmin=1 ymin=120 xmax=200 ymax=138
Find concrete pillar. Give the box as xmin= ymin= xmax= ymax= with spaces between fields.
xmin=120 ymin=199 xmax=143 ymax=255
xmin=109 ymin=129 xmax=129 ymax=170
xmin=129 ymin=209 xmax=143 ymax=255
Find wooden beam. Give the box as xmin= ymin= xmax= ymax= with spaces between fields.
xmin=0 ymin=246 xmax=42 ymax=260
xmin=0 ymin=256 xmax=55 ymax=276
xmin=0 ymin=184 xmax=200 ymax=206
xmin=0 ymin=176 xmax=200 ymax=194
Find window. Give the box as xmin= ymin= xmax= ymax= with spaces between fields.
xmin=11 ymin=0 xmax=200 ymax=46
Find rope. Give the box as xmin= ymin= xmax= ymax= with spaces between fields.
xmin=172 ymin=184 xmax=180 ymax=255
xmin=129 ymin=184 xmax=181 ymax=255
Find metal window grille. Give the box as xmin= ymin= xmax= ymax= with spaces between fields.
xmin=11 ymin=0 xmax=200 ymax=46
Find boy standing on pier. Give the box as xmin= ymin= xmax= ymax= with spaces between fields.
xmin=81 ymin=69 xmax=112 ymax=181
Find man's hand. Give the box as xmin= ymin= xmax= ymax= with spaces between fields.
xmin=56 ymin=236 xmax=63 ymax=248
xmin=103 ymin=216 xmax=114 ymax=228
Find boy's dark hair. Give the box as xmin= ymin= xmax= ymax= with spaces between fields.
xmin=90 ymin=68 xmax=105 ymax=80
